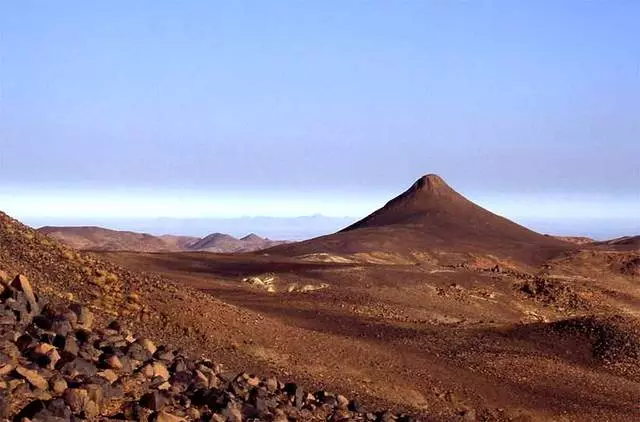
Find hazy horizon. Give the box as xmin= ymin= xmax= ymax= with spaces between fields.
xmin=1 ymin=2 xmax=638 ymax=238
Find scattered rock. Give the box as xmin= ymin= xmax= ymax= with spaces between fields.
xmin=152 ymin=361 xmax=170 ymax=381
xmin=138 ymin=338 xmax=157 ymax=355
xmin=63 ymin=388 xmax=88 ymax=412
xmin=10 ymin=274 xmax=39 ymax=314
xmin=16 ymin=366 xmax=48 ymax=390
xmin=0 ymin=271 xmax=411 ymax=421
xmin=49 ymin=374 xmax=67 ymax=394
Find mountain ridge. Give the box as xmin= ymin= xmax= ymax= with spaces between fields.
xmin=38 ymin=225 xmax=287 ymax=253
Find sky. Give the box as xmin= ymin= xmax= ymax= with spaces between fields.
xmin=1 ymin=1 xmax=639 ymax=238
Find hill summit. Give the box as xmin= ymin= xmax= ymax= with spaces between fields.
xmin=342 ymin=174 xmax=475 ymax=230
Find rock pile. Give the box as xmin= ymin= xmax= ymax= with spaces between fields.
xmin=0 ymin=274 xmax=413 ymax=421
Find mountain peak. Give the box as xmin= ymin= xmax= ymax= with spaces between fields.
xmin=408 ymin=174 xmax=454 ymax=197
xmin=415 ymin=173 xmax=445 ymax=187
xmin=241 ymin=233 xmax=263 ymax=241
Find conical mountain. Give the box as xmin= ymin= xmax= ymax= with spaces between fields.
xmin=342 ymin=174 xmax=486 ymax=230
xmin=342 ymin=174 xmax=553 ymax=242
xmin=268 ymin=174 xmax=568 ymax=264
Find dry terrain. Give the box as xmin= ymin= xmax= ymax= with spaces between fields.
xmin=2 ymin=174 xmax=639 ymax=421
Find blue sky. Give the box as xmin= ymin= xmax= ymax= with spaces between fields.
xmin=1 ymin=1 xmax=638 ymax=237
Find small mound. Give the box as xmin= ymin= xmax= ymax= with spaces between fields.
xmin=619 ymin=257 xmax=640 ymax=276
xmin=551 ymin=315 xmax=640 ymax=366
xmin=517 ymin=277 xmax=589 ymax=311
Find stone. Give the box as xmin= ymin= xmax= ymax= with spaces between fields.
xmin=13 ymin=399 xmax=47 ymax=421
xmin=85 ymin=383 xmax=104 ymax=410
xmin=460 ymin=408 xmax=477 ymax=421
xmin=138 ymin=338 xmax=157 ymax=355
xmin=63 ymin=388 xmax=88 ymax=412
xmin=16 ymin=366 xmax=48 ymax=390
xmin=186 ymin=407 xmax=201 ymax=420
xmin=157 ymin=381 xmax=171 ymax=390
xmin=285 ymin=383 xmax=305 ymax=408
xmin=50 ymin=317 xmax=73 ymax=336
xmin=70 ymin=304 xmax=94 ymax=329
xmin=55 ymin=334 xmax=79 ymax=356
xmin=97 ymin=369 xmax=119 ymax=384
xmin=379 ymin=411 xmax=396 ymax=422
xmin=140 ymin=390 xmax=168 ymax=411
xmin=62 ymin=310 xmax=78 ymax=327
xmin=107 ymin=320 xmax=122 ymax=332
xmin=193 ymin=369 xmax=209 ymax=388
xmin=46 ymin=349 xmax=61 ymax=369
xmin=142 ymin=363 xmax=155 ymax=378
xmin=32 ymin=342 xmax=55 ymax=355
xmin=10 ymin=275 xmax=38 ymax=314
xmin=128 ymin=342 xmax=152 ymax=361
xmin=222 ymin=402 xmax=243 ymax=422
xmin=105 ymin=354 xmax=123 ymax=369
xmin=16 ymin=333 xmax=36 ymax=351
xmin=265 ymin=376 xmax=278 ymax=392
xmin=84 ymin=399 xmax=100 ymax=418
xmin=154 ymin=347 xmax=174 ymax=362
xmin=152 ymin=361 xmax=170 ymax=381
xmin=0 ymin=363 xmax=14 ymax=376
xmin=49 ymin=374 xmax=68 ymax=395
xmin=46 ymin=397 xmax=73 ymax=419
xmin=348 ymin=399 xmax=362 ymax=412
xmin=336 ymin=394 xmax=349 ymax=409
xmin=60 ymin=357 xmax=97 ymax=378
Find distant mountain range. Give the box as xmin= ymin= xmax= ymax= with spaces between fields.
xmin=24 ymin=215 xmax=357 ymax=241
xmin=37 ymin=226 xmax=288 ymax=253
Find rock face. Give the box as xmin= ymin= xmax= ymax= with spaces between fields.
xmin=0 ymin=272 xmax=413 ymax=421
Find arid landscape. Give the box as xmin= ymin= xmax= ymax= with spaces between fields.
xmin=1 ymin=175 xmax=639 ymax=421
xmin=2 ymin=2 xmax=639 ymax=421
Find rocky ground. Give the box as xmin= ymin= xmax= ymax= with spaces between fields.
xmin=4 ymin=208 xmax=640 ymax=421
xmin=0 ymin=273 xmax=412 ymax=421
